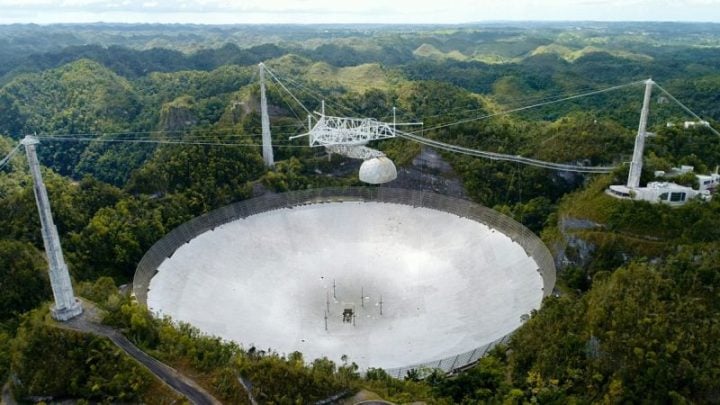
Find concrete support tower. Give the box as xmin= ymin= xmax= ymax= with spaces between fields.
xmin=626 ymin=78 xmax=654 ymax=189
xmin=259 ymin=63 xmax=274 ymax=168
xmin=21 ymin=135 xmax=82 ymax=321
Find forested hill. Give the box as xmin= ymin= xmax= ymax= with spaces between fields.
xmin=1 ymin=23 xmax=720 ymax=403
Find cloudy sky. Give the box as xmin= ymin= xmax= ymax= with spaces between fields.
xmin=1 ymin=0 xmax=720 ymax=24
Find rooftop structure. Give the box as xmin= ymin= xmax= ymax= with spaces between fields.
xmin=608 ymin=182 xmax=710 ymax=205
xmin=697 ymin=172 xmax=720 ymax=192
xmin=684 ymin=120 xmax=710 ymax=129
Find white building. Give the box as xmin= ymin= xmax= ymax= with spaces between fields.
xmin=608 ymin=167 xmax=718 ymax=206
xmin=608 ymin=182 xmax=711 ymax=206
xmin=606 ymin=79 xmax=717 ymax=206
xmin=684 ymin=120 xmax=710 ymax=129
xmin=696 ymin=172 xmax=720 ymax=192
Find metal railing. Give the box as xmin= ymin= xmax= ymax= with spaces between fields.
xmin=133 ymin=187 xmax=556 ymax=377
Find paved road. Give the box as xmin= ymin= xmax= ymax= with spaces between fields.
xmin=61 ymin=303 xmax=221 ymax=405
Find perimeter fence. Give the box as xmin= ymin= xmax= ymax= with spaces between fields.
xmin=133 ymin=187 xmax=556 ymax=377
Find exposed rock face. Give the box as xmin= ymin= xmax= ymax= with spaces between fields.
xmin=229 ymin=100 xmax=254 ymax=124
xmin=555 ymin=216 xmax=602 ymax=270
xmin=225 ymin=93 xmax=287 ymax=125
xmin=385 ymin=147 xmax=467 ymax=199
xmin=159 ymin=96 xmax=197 ymax=132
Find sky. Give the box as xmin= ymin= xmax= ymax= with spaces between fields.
xmin=1 ymin=0 xmax=720 ymax=25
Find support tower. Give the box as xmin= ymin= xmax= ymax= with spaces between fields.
xmin=22 ymin=135 xmax=82 ymax=321
xmin=626 ymin=78 xmax=654 ymax=188
xmin=259 ymin=63 xmax=275 ymax=168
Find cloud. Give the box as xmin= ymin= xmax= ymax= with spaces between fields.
xmin=0 ymin=0 xmax=719 ymax=23
xmin=0 ymin=0 xmax=474 ymax=23
xmin=0 ymin=0 xmax=523 ymax=14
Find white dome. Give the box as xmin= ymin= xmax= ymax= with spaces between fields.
xmin=359 ymin=157 xmax=397 ymax=184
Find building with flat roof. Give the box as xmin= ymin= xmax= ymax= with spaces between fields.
xmin=607 ymin=181 xmax=711 ymax=206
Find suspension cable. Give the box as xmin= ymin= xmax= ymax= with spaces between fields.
xmin=262 ymin=65 xmax=359 ymax=117
xmin=262 ymin=66 xmax=313 ymax=116
xmin=0 ymin=143 xmax=22 ymax=171
xmin=397 ymin=130 xmax=616 ymax=173
xmin=407 ymin=80 xmax=647 ymax=135
xmin=22 ymin=77 xmax=695 ymax=175
xmin=653 ymin=82 xmax=720 ymax=137
xmin=34 ymin=136 xmax=311 ymax=148
xmin=257 ymin=72 xmax=638 ymax=172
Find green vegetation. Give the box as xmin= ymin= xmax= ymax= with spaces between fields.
xmin=1 ymin=22 xmax=720 ymax=402
xmin=508 ymin=248 xmax=720 ymax=403
xmin=10 ymin=306 xmax=183 ymax=403
xmin=0 ymin=241 xmax=50 ymax=326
